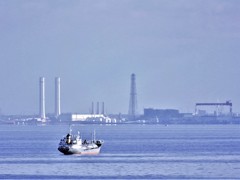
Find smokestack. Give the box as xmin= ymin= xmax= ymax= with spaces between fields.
xmin=39 ymin=77 xmax=46 ymax=120
xmin=101 ymin=102 xmax=105 ymax=115
xmin=128 ymin=73 xmax=138 ymax=120
xmin=55 ymin=77 xmax=61 ymax=117
xmin=91 ymin=102 xmax=94 ymax=114
xmin=96 ymin=102 xmax=99 ymax=114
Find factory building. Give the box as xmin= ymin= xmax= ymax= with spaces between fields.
xmin=59 ymin=113 xmax=112 ymax=123
xmin=71 ymin=114 xmax=111 ymax=122
xmin=144 ymin=108 xmax=180 ymax=118
xmin=59 ymin=102 xmax=112 ymax=123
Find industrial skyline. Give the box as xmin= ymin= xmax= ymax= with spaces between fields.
xmin=38 ymin=76 xmax=107 ymax=118
xmin=1 ymin=1 xmax=240 ymax=115
xmin=0 ymin=75 xmax=238 ymax=124
xmin=38 ymin=74 xmax=235 ymax=119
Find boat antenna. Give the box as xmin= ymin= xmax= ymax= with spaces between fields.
xmin=93 ymin=129 xmax=96 ymax=142
xmin=69 ymin=124 xmax=72 ymax=135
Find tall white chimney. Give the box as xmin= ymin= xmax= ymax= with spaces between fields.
xmin=39 ymin=77 xmax=46 ymax=120
xmin=55 ymin=77 xmax=61 ymax=117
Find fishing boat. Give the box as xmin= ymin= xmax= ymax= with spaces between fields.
xmin=58 ymin=127 xmax=103 ymax=155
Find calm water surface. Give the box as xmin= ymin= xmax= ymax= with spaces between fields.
xmin=0 ymin=124 xmax=240 ymax=179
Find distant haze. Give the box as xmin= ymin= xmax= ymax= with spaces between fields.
xmin=0 ymin=0 xmax=240 ymax=115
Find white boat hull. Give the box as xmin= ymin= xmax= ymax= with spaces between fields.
xmin=58 ymin=144 xmax=101 ymax=155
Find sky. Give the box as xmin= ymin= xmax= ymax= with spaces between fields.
xmin=0 ymin=0 xmax=240 ymax=115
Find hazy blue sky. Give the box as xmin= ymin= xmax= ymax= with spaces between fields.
xmin=0 ymin=0 xmax=240 ymax=115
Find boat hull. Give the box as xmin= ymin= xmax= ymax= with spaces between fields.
xmin=58 ymin=145 xmax=101 ymax=155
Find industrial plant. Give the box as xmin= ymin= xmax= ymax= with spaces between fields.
xmin=0 ymin=74 xmax=240 ymax=125
xmin=37 ymin=77 xmax=114 ymax=124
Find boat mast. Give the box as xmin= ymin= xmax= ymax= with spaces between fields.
xmin=69 ymin=125 xmax=72 ymax=135
xmin=92 ymin=129 xmax=96 ymax=142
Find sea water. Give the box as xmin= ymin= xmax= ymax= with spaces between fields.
xmin=0 ymin=124 xmax=240 ymax=179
